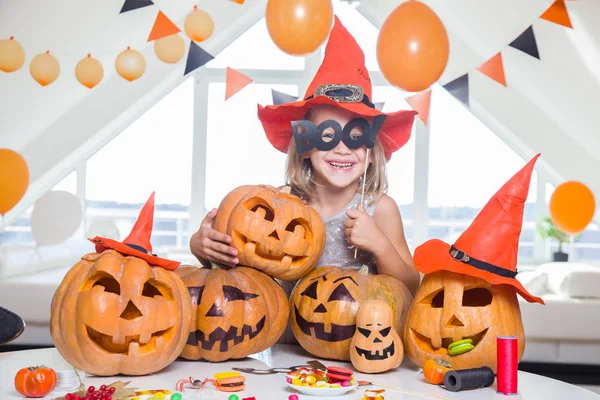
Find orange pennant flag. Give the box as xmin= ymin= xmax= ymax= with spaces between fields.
xmin=225 ymin=67 xmax=253 ymax=100
xmin=147 ymin=11 xmax=181 ymax=42
xmin=540 ymin=0 xmax=573 ymax=28
xmin=229 ymin=0 xmax=245 ymax=3
xmin=477 ymin=53 xmax=507 ymax=87
xmin=405 ymin=89 xmax=432 ymax=125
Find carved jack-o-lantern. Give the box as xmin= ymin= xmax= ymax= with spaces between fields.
xmin=213 ymin=185 xmax=326 ymax=280
xmin=176 ymin=263 xmax=289 ymax=362
xmin=290 ymin=265 xmax=412 ymax=361
xmin=50 ymin=250 xmax=193 ymax=376
xmin=402 ymin=271 xmax=525 ymax=372
xmin=350 ymin=300 xmax=404 ymax=373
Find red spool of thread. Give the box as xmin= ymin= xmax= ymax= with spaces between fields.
xmin=497 ymin=336 xmax=518 ymax=395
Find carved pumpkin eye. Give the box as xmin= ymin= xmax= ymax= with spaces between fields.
xmin=379 ymin=327 xmax=391 ymax=337
xmin=189 ymin=286 xmax=205 ymax=305
xmin=358 ymin=327 xmax=371 ymax=338
xmin=301 ymin=281 xmax=318 ymax=299
xmin=249 ymin=203 xmax=275 ymax=222
xmin=142 ymin=279 xmax=174 ymax=300
xmin=327 ymin=283 xmax=355 ymax=302
xmin=420 ymin=289 xmax=444 ymax=308
xmin=285 ymin=219 xmax=308 ymax=239
xmin=86 ymin=272 xmax=120 ymax=295
xmin=223 ymin=285 xmax=259 ymax=301
xmin=462 ymin=287 xmax=493 ymax=307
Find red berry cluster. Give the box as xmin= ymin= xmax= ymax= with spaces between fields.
xmin=64 ymin=385 xmax=116 ymax=400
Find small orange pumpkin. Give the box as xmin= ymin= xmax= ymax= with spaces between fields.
xmin=350 ymin=300 xmax=403 ymax=373
xmin=50 ymin=250 xmax=193 ymax=376
xmin=176 ymin=263 xmax=289 ymax=362
xmin=213 ymin=185 xmax=326 ymax=280
xmin=402 ymin=270 xmax=525 ymax=372
xmin=290 ymin=265 xmax=412 ymax=361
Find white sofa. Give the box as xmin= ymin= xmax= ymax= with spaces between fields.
xmin=2 ymin=257 xmax=599 ymax=366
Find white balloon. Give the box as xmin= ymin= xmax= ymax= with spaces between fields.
xmin=31 ymin=190 xmax=83 ymax=246
xmin=86 ymin=219 xmax=120 ymax=240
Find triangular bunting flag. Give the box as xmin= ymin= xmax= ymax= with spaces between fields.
xmin=147 ymin=11 xmax=180 ymax=42
xmin=225 ymin=67 xmax=253 ymax=101
xmin=510 ymin=26 xmax=540 ymax=60
xmin=374 ymin=102 xmax=385 ymax=111
xmin=272 ymin=89 xmax=298 ymax=105
xmin=443 ymin=74 xmax=470 ymax=107
xmin=476 ymin=53 xmax=507 ymax=87
xmin=120 ymin=0 xmax=154 ymax=14
xmin=184 ymin=42 xmax=214 ymax=76
xmin=405 ymin=90 xmax=432 ymax=125
xmin=540 ymin=0 xmax=573 ymax=28
xmin=229 ymin=0 xmax=245 ymax=3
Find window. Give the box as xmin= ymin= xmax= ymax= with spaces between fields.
xmin=206 ymin=18 xmax=304 ymax=70
xmin=427 ymin=86 xmax=537 ymax=258
xmin=371 ymin=86 xmax=416 ymax=244
xmin=52 ymin=171 xmax=77 ymax=195
xmin=85 ymin=78 xmax=194 ymax=250
xmin=205 ymin=83 xmax=293 ymax=209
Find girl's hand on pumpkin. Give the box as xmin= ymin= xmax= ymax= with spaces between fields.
xmin=190 ymin=208 xmax=239 ymax=268
xmin=344 ymin=206 xmax=385 ymax=253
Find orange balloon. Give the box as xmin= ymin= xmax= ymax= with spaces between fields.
xmin=377 ymin=1 xmax=449 ymax=92
xmin=0 ymin=36 xmax=25 ymax=73
xmin=115 ymin=46 xmax=146 ymax=82
xmin=154 ymin=34 xmax=185 ymax=64
xmin=550 ymin=181 xmax=596 ymax=235
xmin=266 ymin=0 xmax=333 ymax=56
xmin=0 ymin=149 xmax=29 ymax=215
xmin=75 ymin=54 xmax=104 ymax=88
xmin=30 ymin=50 xmax=60 ymax=86
xmin=184 ymin=6 xmax=214 ymax=42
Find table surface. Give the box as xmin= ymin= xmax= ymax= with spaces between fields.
xmin=1 ymin=345 xmax=599 ymax=400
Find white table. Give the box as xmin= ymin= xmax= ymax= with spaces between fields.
xmin=1 ymin=344 xmax=599 ymax=400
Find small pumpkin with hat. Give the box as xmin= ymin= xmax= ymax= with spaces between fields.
xmin=402 ymin=154 xmax=545 ymax=373
xmin=50 ymin=192 xmax=193 ymax=376
xmin=257 ymin=15 xmax=418 ymax=162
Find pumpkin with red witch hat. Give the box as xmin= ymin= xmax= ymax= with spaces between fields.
xmin=50 ymin=192 xmax=193 ymax=376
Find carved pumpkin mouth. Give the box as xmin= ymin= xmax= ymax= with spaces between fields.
xmin=233 ymin=231 xmax=308 ymax=265
xmin=187 ymin=315 xmax=266 ymax=352
xmin=355 ymin=341 xmax=396 ymax=360
xmin=410 ymin=328 xmax=488 ymax=355
xmin=294 ymin=306 xmax=355 ymax=342
xmin=85 ymin=325 xmax=174 ymax=354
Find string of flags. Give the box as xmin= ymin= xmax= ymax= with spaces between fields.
xmin=0 ymin=0 xmax=576 ymax=107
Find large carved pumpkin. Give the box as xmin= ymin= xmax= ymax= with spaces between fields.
xmin=402 ymin=270 xmax=525 ymax=372
xmin=212 ymin=185 xmax=326 ymax=281
xmin=350 ymin=300 xmax=404 ymax=373
xmin=50 ymin=250 xmax=193 ymax=376
xmin=176 ymin=263 xmax=289 ymax=362
xmin=290 ymin=265 xmax=412 ymax=361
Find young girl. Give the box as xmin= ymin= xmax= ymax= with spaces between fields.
xmin=190 ymin=16 xmax=420 ymax=295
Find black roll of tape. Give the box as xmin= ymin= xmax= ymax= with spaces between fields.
xmin=444 ymin=366 xmax=496 ymax=392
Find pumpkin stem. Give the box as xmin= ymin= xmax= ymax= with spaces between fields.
xmin=359 ymin=265 xmax=370 ymax=276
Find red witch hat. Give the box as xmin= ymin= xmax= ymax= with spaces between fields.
xmin=257 ymin=15 xmax=418 ymax=161
xmin=88 ymin=192 xmax=180 ymax=270
xmin=414 ymin=154 xmax=544 ymax=304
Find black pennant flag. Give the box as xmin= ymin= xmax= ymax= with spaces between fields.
xmin=185 ymin=42 xmax=215 ymax=76
xmin=443 ymin=74 xmax=470 ymax=107
xmin=509 ymin=26 xmax=540 ymax=60
xmin=120 ymin=0 xmax=154 ymax=14
xmin=272 ymin=89 xmax=298 ymax=105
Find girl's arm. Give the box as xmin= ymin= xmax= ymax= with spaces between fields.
xmin=371 ymin=195 xmax=421 ymax=295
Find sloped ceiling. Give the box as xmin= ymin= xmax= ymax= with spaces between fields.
xmin=360 ymin=0 xmax=600 ymax=223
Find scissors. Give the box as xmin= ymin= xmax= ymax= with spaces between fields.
xmin=232 ymin=360 xmax=328 ymax=375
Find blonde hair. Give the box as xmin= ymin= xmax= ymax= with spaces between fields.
xmin=285 ymin=107 xmax=388 ymax=206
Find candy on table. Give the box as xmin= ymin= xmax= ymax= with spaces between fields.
xmin=289 ymin=395 xmax=299 ymax=400
xmin=171 ymin=393 xmax=183 ymax=400
xmin=229 ymin=395 xmax=239 ymax=400
xmin=361 ymin=389 xmax=386 ymax=400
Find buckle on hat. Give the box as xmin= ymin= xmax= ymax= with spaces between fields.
xmin=450 ymin=248 xmax=470 ymax=263
xmin=314 ymin=84 xmax=364 ymax=103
